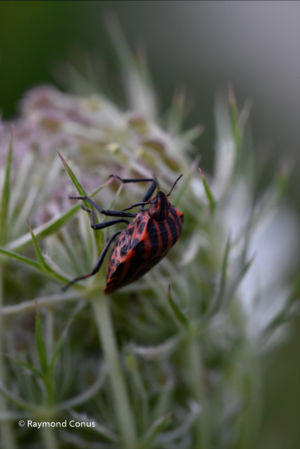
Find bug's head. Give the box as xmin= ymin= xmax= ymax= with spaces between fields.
xmin=148 ymin=191 xmax=170 ymax=221
xmin=147 ymin=174 xmax=183 ymax=221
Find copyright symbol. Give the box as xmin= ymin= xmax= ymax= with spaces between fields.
xmin=18 ymin=420 xmax=25 ymax=427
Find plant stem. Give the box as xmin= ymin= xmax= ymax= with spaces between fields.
xmin=0 ymin=264 xmax=17 ymax=449
xmin=188 ymin=336 xmax=208 ymax=449
xmin=45 ymin=309 xmax=55 ymax=405
xmin=92 ymin=295 xmax=137 ymax=449
xmin=41 ymin=427 xmax=58 ymax=449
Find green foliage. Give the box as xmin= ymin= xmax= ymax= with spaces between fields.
xmin=199 ymin=168 xmax=216 ymax=214
xmin=0 ymin=38 xmax=298 ymax=449
xmin=0 ymin=135 xmax=13 ymax=245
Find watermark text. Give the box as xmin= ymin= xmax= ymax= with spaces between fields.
xmin=18 ymin=419 xmax=95 ymax=429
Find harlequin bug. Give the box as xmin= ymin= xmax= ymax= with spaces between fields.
xmin=64 ymin=174 xmax=184 ymax=294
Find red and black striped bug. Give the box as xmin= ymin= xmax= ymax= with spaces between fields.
xmin=64 ymin=174 xmax=184 ymax=294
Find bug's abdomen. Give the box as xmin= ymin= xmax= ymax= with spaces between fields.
xmin=104 ymin=208 xmax=183 ymax=294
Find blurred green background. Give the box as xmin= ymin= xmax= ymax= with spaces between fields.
xmin=0 ymin=2 xmax=299 ymax=448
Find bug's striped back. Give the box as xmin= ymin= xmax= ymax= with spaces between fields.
xmin=104 ymin=204 xmax=183 ymax=294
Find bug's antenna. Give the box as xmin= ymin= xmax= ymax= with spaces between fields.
xmin=167 ymin=174 xmax=183 ymax=197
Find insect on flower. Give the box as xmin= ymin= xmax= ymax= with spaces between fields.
xmin=64 ymin=174 xmax=184 ymax=294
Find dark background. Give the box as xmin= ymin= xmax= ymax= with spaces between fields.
xmin=1 ymin=2 xmax=299 ymax=448
xmin=1 ymin=2 xmax=299 ymax=168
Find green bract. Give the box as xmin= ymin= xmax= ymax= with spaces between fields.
xmin=0 ymin=39 xmax=298 ymax=449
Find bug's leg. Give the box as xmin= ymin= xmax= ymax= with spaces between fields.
xmin=142 ymin=180 xmax=157 ymax=202
xmin=70 ymin=196 xmax=136 ymax=218
xmin=81 ymin=205 xmax=130 ymax=230
xmin=121 ymin=200 xmax=151 ymax=211
xmin=108 ymin=175 xmax=157 ymax=202
xmin=62 ymin=231 xmax=121 ymax=291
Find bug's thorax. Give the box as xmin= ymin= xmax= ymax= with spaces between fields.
xmin=148 ymin=191 xmax=170 ymax=221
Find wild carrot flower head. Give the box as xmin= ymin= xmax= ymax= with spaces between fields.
xmin=0 ymin=41 xmax=298 ymax=449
